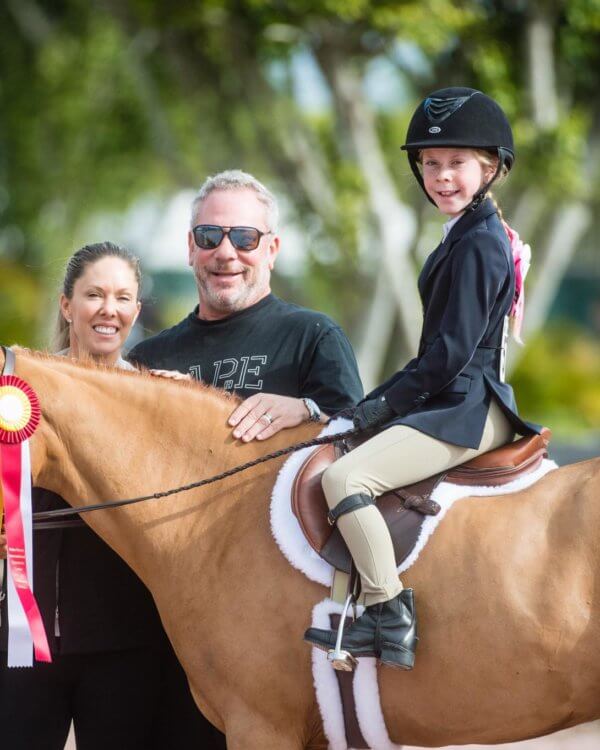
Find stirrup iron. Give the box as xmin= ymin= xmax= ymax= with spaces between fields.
xmin=327 ymin=593 xmax=358 ymax=672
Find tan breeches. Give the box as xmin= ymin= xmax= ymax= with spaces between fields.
xmin=322 ymin=400 xmax=514 ymax=605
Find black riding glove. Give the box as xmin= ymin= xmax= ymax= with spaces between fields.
xmin=332 ymin=405 xmax=357 ymax=421
xmin=353 ymin=396 xmax=395 ymax=431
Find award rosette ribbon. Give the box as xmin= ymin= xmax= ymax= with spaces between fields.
xmin=0 ymin=374 xmax=51 ymax=666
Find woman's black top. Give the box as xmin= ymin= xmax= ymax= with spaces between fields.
xmin=1 ymin=488 xmax=164 ymax=654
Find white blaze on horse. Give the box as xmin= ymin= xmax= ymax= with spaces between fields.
xmin=3 ymin=347 xmax=600 ymax=750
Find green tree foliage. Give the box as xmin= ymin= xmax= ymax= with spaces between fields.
xmin=512 ymin=324 xmax=600 ymax=436
xmin=0 ymin=260 xmax=42 ymax=345
xmin=0 ymin=0 xmax=598 ymax=434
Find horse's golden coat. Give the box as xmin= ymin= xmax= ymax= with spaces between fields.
xmin=5 ymin=348 xmax=600 ymax=749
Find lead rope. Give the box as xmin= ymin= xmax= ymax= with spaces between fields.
xmin=32 ymin=425 xmax=359 ymax=523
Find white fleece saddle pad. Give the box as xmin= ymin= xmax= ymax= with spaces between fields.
xmin=270 ymin=421 xmax=558 ymax=750
xmin=270 ymin=419 xmax=558 ymax=587
xmin=271 ymin=421 xmax=558 ymax=750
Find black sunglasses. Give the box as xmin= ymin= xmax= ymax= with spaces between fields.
xmin=192 ymin=224 xmax=271 ymax=252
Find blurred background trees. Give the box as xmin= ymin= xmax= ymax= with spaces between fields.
xmin=0 ymin=0 xmax=598 ymax=443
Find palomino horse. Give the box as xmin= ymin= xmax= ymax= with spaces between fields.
xmin=4 ymin=348 xmax=600 ymax=749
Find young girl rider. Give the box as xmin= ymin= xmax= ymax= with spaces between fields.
xmin=304 ymin=87 xmax=540 ymax=670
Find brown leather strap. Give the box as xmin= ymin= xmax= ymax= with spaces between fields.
xmin=394 ymin=473 xmax=445 ymax=515
xmin=330 ymin=614 xmax=370 ymax=749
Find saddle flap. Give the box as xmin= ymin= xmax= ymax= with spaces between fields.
xmin=291 ymin=443 xmax=335 ymax=549
xmin=292 ymin=444 xmax=426 ymax=573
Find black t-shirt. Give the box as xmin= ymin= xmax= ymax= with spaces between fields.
xmin=129 ymin=294 xmax=363 ymax=412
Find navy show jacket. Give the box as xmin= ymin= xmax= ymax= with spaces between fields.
xmin=367 ymin=199 xmax=540 ymax=449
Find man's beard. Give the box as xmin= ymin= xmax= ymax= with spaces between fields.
xmin=196 ymin=263 xmax=270 ymax=315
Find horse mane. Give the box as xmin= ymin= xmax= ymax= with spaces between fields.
xmin=15 ymin=346 xmax=243 ymax=410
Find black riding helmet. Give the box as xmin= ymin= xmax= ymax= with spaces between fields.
xmin=402 ymin=87 xmax=514 ymax=209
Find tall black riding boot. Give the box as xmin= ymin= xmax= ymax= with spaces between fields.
xmin=304 ymin=589 xmax=418 ymax=669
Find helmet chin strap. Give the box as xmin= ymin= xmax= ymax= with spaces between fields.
xmin=467 ymin=152 xmax=505 ymax=211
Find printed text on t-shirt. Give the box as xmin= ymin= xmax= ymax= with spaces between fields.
xmin=189 ymin=355 xmax=268 ymax=391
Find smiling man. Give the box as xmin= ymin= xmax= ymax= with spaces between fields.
xmin=129 ymin=170 xmax=363 ymax=441
xmin=128 ymin=171 xmax=362 ymax=748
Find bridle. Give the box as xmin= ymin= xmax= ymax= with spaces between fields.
xmin=1 ymin=346 xmax=357 ymax=530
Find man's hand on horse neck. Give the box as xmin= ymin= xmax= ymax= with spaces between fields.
xmin=229 ymin=393 xmax=326 ymax=442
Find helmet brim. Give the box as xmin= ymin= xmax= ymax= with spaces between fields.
xmin=402 ymin=140 xmax=514 ymax=158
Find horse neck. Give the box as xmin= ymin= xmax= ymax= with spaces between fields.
xmin=20 ymin=354 xmax=220 ymax=480
xmin=17 ymin=352 xmax=317 ymax=575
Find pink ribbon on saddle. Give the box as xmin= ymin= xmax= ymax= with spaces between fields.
xmin=502 ymin=221 xmax=531 ymax=345
xmin=1 ymin=441 xmax=51 ymax=665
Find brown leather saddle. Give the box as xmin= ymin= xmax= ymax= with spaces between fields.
xmin=292 ymin=428 xmax=551 ymax=574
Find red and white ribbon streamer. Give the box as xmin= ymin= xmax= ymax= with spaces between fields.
xmin=2 ymin=441 xmax=51 ymax=666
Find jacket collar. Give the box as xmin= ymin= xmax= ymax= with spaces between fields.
xmin=423 ymin=198 xmax=498 ymax=286
xmin=444 ymin=198 xmax=497 ymax=245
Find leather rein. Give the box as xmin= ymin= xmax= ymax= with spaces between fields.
xmin=1 ymin=346 xmax=357 ymax=530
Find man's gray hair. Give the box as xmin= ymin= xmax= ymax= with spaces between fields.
xmin=190 ymin=169 xmax=279 ymax=231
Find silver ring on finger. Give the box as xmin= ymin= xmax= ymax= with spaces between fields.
xmin=260 ymin=412 xmax=273 ymax=425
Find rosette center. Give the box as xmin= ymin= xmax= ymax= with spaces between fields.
xmin=0 ymin=386 xmax=32 ymax=432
